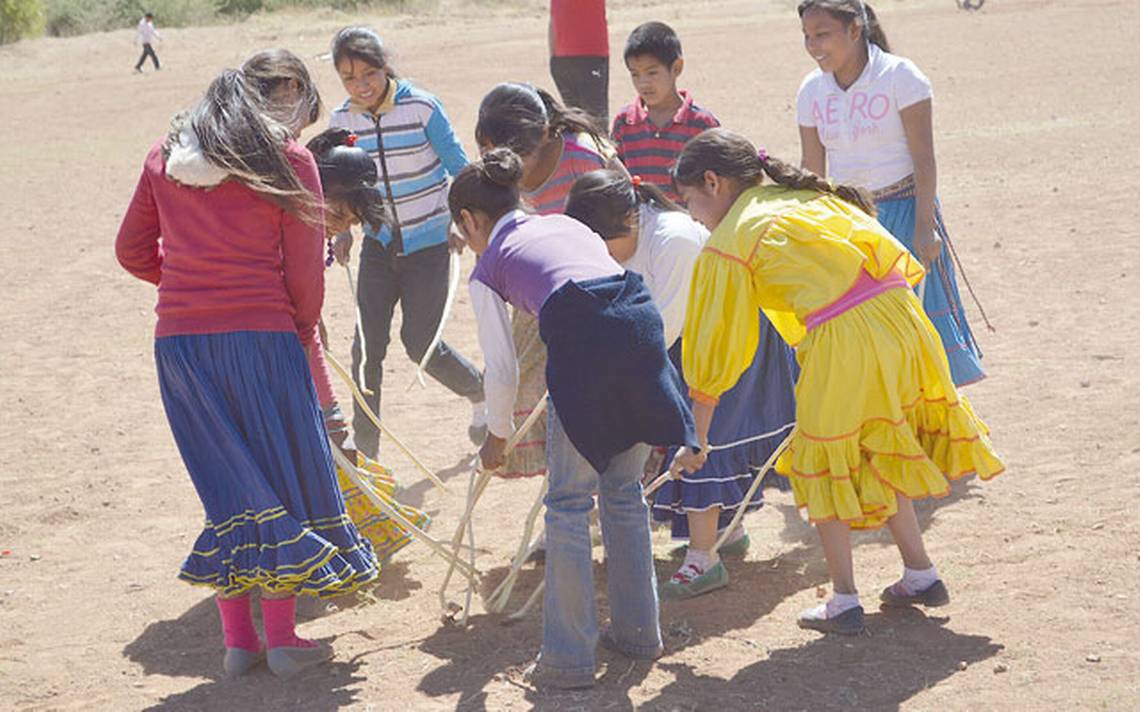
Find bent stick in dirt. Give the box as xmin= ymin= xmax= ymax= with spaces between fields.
xmin=408 ymin=249 xmax=461 ymax=392
xmin=484 ymin=474 xmax=548 ymax=613
xmin=325 ymin=349 xmax=449 ymax=495
xmin=343 ymin=263 xmax=373 ymax=396
xmin=438 ymin=396 xmax=550 ymax=619
xmin=329 ymin=444 xmax=478 ymax=581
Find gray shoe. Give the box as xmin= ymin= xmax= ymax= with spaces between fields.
xmin=797 ymin=604 xmax=865 ymax=635
xmin=223 ymin=646 xmax=264 ymax=677
xmin=266 ymin=641 xmax=334 ymax=678
xmin=523 ymin=658 xmax=596 ymax=690
xmin=599 ymin=626 xmax=663 ymax=660
xmin=880 ymin=579 xmax=950 ymax=608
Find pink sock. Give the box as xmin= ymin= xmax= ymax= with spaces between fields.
xmin=215 ymin=595 xmax=260 ymax=652
xmin=260 ymin=596 xmax=316 ymax=649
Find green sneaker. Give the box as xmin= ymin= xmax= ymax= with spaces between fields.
xmin=660 ymin=560 xmax=729 ymax=600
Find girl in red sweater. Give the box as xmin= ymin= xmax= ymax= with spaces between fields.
xmin=115 ymin=58 xmax=377 ymax=678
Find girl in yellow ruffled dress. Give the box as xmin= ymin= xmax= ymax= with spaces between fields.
xmin=670 ymin=129 xmax=1004 ymax=635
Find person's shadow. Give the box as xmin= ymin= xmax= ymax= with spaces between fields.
xmin=122 ymin=559 xmax=420 ymax=709
xmin=400 ymin=452 xmax=478 ymax=509
xmin=413 ymin=476 xmax=993 ymax=708
xmin=640 ymin=610 xmax=1002 ymax=711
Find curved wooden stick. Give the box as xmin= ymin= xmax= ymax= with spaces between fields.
xmin=343 ymin=263 xmax=373 ymax=396
xmin=408 ymin=249 xmax=461 ymax=392
xmin=329 ymin=444 xmax=478 ymax=581
xmin=507 ymin=578 xmax=544 ymax=622
xmin=438 ymin=395 xmax=550 ymax=618
xmin=712 ymin=429 xmax=795 ymax=553
xmin=485 ymin=475 xmax=548 ymax=612
xmin=325 ymin=349 xmax=449 ymax=495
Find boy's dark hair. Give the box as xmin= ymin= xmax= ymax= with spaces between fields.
xmin=623 ymin=21 xmax=683 ymax=68
xmin=448 ymin=147 xmax=524 ymax=223
xmin=306 ymin=128 xmax=387 ymax=228
xmin=144 ymin=11 xmax=154 ymax=19
xmin=475 ymin=83 xmax=605 ymax=157
xmin=673 ymin=128 xmax=876 ymax=217
xmin=331 ymin=26 xmax=398 ymax=77
xmin=565 ymin=169 xmax=681 ymax=240
xmin=241 ymin=48 xmax=321 ymax=134
xmin=166 ymin=69 xmax=317 ymax=219
xmin=797 ymin=0 xmax=890 ymax=52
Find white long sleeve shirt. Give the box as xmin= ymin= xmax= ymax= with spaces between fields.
xmin=136 ymin=19 xmax=160 ymax=45
xmin=623 ymin=204 xmax=707 ymax=346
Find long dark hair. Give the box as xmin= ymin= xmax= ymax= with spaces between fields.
xmin=798 ymin=0 xmax=890 ymax=52
xmin=565 ymin=170 xmax=682 ymax=240
xmin=166 ymin=69 xmax=317 ymax=217
xmin=305 ymin=128 xmax=387 ymax=228
xmin=240 ymin=48 xmax=321 ymax=134
xmin=448 ymin=147 xmax=524 ymax=222
xmin=673 ymin=128 xmax=876 ymax=217
xmin=475 ymin=83 xmax=606 ymax=156
xmin=331 ymin=25 xmax=397 ymax=77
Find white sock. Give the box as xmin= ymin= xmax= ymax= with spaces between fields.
xmin=901 ymin=565 xmax=939 ymax=594
xmin=825 ymin=591 xmax=861 ymax=618
xmin=683 ymin=547 xmax=718 ymax=572
xmin=470 ymin=400 xmax=487 ymax=426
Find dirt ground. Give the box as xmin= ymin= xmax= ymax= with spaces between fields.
xmin=1 ymin=0 xmax=1138 ymax=709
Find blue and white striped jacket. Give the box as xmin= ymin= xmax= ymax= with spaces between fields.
xmin=329 ymin=80 xmax=468 ymax=255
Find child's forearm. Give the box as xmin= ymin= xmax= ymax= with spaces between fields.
xmin=691 ymin=400 xmax=716 ymax=450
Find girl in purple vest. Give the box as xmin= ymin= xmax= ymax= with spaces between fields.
xmin=449 ymin=147 xmax=698 ymax=689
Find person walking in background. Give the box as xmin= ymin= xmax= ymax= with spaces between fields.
xmin=135 ymin=12 xmax=161 ymax=73
xmin=548 ymin=0 xmax=609 ymax=126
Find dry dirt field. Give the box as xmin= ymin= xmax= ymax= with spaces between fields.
xmin=2 ymin=0 xmax=1138 ymax=709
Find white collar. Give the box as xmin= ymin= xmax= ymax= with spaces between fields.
xmin=164 ymin=128 xmax=229 ymax=188
xmin=490 ymin=208 xmax=528 ymax=241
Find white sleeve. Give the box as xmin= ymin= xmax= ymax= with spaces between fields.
xmin=650 ymin=222 xmax=706 ymax=346
xmin=894 ymin=59 xmax=933 ymax=110
xmin=796 ymin=72 xmax=821 ymax=127
xmin=470 ymin=280 xmax=518 ymax=439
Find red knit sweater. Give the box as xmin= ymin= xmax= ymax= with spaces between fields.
xmin=115 ymin=138 xmax=336 ymax=406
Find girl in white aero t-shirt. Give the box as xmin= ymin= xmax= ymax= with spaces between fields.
xmin=796 ymin=0 xmax=987 ymax=387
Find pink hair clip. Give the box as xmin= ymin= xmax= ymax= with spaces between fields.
xmin=630 ymin=175 xmax=643 ymax=187
xmin=345 ymin=134 xmax=358 ymax=147
xmin=757 ymin=148 xmax=769 ymax=164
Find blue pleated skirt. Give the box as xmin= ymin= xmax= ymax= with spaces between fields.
xmin=876 ymin=196 xmax=985 ymax=387
xmin=155 ymin=331 xmax=379 ymax=598
xmin=653 ymin=312 xmax=798 ymax=539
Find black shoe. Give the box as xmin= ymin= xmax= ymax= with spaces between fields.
xmin=797 ymin=604 xmax=865 ymax=635
xmin=880 ymin=579 xmax=951 ymax=608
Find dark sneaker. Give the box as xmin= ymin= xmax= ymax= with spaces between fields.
xmin=523 ymin=658 xmax=596 ymax=690
xmin=797 ymin=604 xmax=865 ymax=635
xmin=599 ymin=626 xmax=663 ymax=660
xmin=880 ymin=579 xmax=950 ymax=608
xmin=660 ymin=560 xmax=729 ymax=600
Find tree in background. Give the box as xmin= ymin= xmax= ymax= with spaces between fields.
xmin=0 ymin=0 xmax=44 ymax=44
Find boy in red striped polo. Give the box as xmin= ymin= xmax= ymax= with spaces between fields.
xmin=611 ymin=22 xmax=720 ymax=204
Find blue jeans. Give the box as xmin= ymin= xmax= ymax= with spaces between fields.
xmin=540 ymin=407 xmax=661 ymax=674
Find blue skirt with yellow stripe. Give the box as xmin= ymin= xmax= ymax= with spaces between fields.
xmin=156 ymin=331 xmax=378 ymax=598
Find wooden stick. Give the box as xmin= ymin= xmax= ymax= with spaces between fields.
xmin=343 ymin=263 xmax=373 ymax=396
xmin=712 ymin=429 xmax=795 ymax=553
xmin=508 ymin=579 xmax=544 ymax=621
xmin=917 ymin=277 xmax=927 ymax=305
xmin=438 ymin=395 xmax=550 ymax=617
xmin=408 ymin=249 xmax=461 ymax=392
xmin=325 ymin=349 xmax=449 ymax=495
xmin=485 ymin=475 xmax=548 ymax=612
xmin=329 ymin=444 xmax=478 ymax=580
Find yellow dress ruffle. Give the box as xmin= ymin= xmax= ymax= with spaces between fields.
xmin=778 ymin=288 xmax=1003 ymax=529
xmin=336 ymin=454 xmax=430 ymax=562
xmin=682 ymin=185 xmax=1004 ymax=529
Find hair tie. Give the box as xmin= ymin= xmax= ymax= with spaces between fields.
xmin=344 ymin=133 xmax=358 ymax=147
xmin=757 ymin=148 xmax=769 ymax=164
xmin=630 ymin=175 xmax=643 ymax=187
